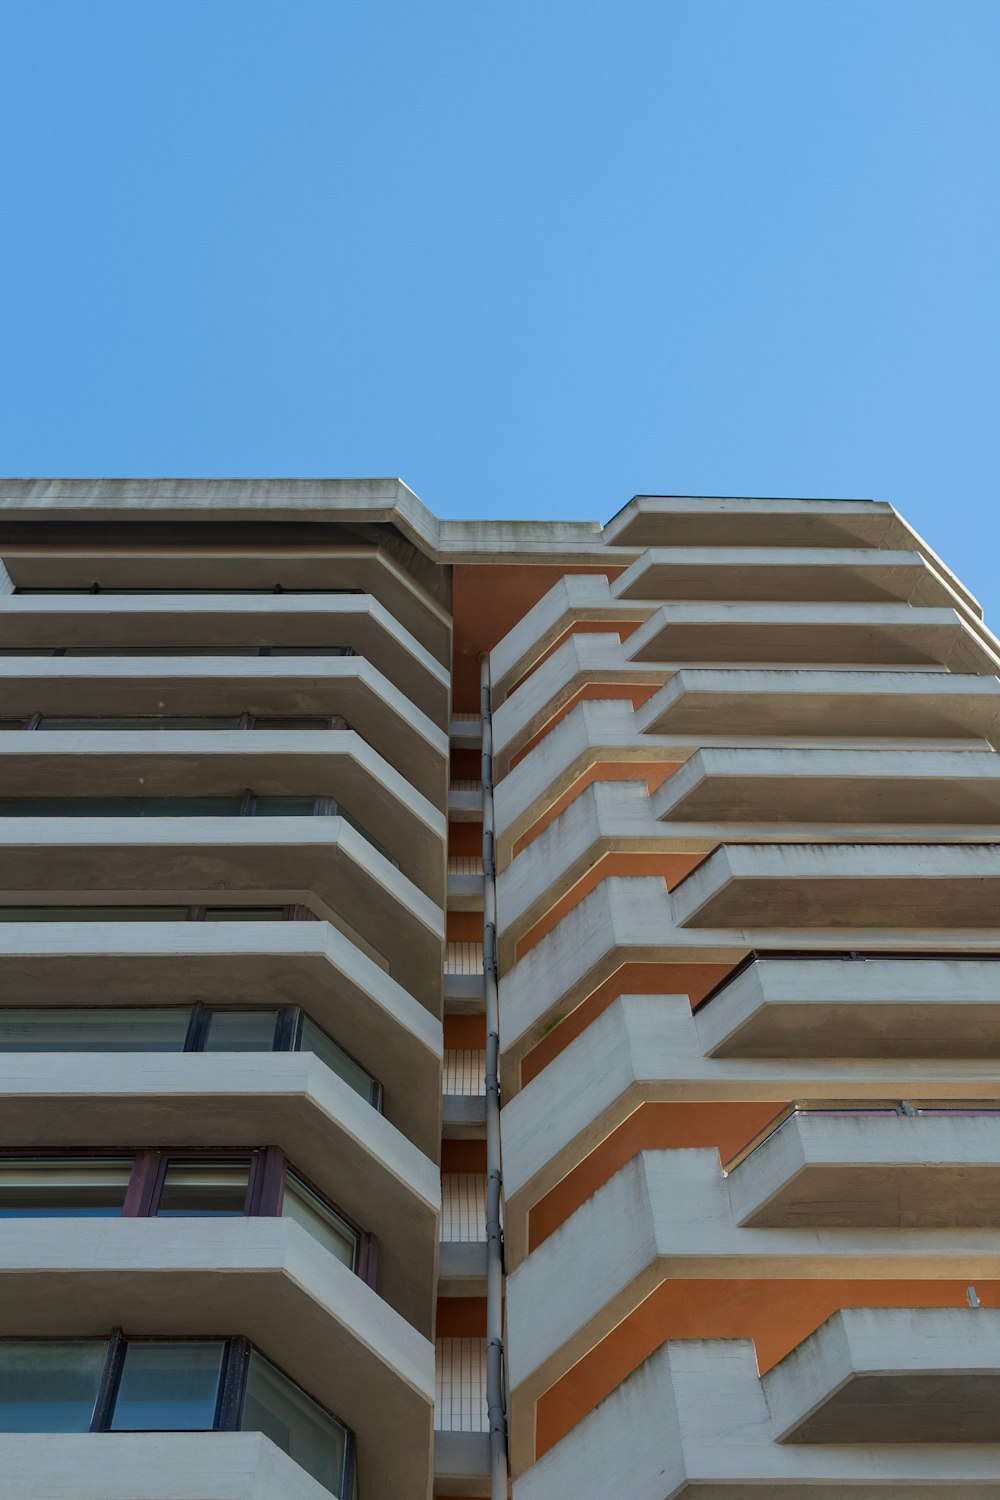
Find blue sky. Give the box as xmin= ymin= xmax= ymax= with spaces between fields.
xmin=0 ymin=3 xmax=996 ymax=610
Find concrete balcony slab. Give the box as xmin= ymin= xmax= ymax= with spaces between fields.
xmin=489 ymin=574 xmax=650 ymax=702
xmin=671 ymin=841 xmax=1000 ymax=932
xmin=1 ymin=540 xmax=453 ymax=663
xmin=0 ymin=1049 xmax=438 ymax=1332
xmin=0 ymin=1217 xmax=434 ymax=1500
xmin=602 ymin=496 xmax=981 ymax=619
xmin=766 ymin=1307 xmax=1000 ymax=1443
xmin=0 ymin=817 xmax=444 ymax=1010
xmin=0 ymin=653 xmax=449 ymax=804
xmin=514 ymin=1333 xmax=1000 ymax=1500
xmin=728 ymin=1111 xmax=1000 ymax=1228
xmin=610 ymin=545 xmax=961 ymax=607
xmin=0 ymin=730 xmax=446 ymax=898
xmin=501 ymin=994 xmax=1000 ymax=1267
xmin=0 ymin=1433 xmax=335 ymax=1500
xmin=654 ymin=745 xmax=1000 ymax=826
xmin=625 ymin=602 xmax=1000 ymax=672
xmin=637 ymin=666 xmax=1000 ymax=742
xmin=0 ymin=918 xmax=442 ymax=1153
xmin=0 ymin=592 xmax=450 ymax=724
xmin=505 ymin=1149 xmax=1000 ymax=1468
xmin=697 ymin=954 xmax=1000 ymax=1059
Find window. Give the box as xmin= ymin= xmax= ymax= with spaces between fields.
xmin=31 ymin=715 xmax=346 ymax=731
xmin=0 ymin=1336 xmax=354 ymax=1496
xmin=0 ymin=904 xmax=306 ymax=922
xmin=0 ymin=1003 xmax=381 ymax=1109
xmin=0 ymin=646 xmax=358 ymax=658
xmin=0 ymin=1159 xmax=131 ymax=1217
xmin=0 ymin=1150 xmax=372 ymax=1283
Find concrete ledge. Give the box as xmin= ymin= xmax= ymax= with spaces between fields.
xmin=625 ymin=602 xmax=998 ymax=673
xmin=611 ymin=545 xmax=961 ymax=608
xmin=489 ymin=575 xmax=649 ymax=703
xmin=514 ymin=1333 xmax=1000 ymax=1499
xmin=0 ymin=1217 xmax=434 ymax=1500
xmin=442 ymin=1094 xmax=487 ymax=1137
xmin=637 ymin=665 xmax=1000 ymax=741
xmin=448 ymin=871 xmax=485 ymax=911
xmin=0 ymin=592 xmax=450 ymax=724
xmin=0 ymin=1433 xmax=333 ymax=1499
xmin=0 ymin=730 xmax=446 ymax=897
xmin=697 ymin=954 xmax=1000 ymax=1059
xmin=728 ymin=1112 xmax=1000 ymax=1228
xmin=766 ymin=1307 xmax=1000 ymax=1443
xmin=0 ymin=1050 xmax=439 ymax=1334
xmin=501 ymin=993 xmax=1000 ymax=1267
xmin=0 ymin=653 xmax=449 ymax=804
xmin=654 ymin=745 xmax=1000 ymax=826
xmin=671 ymin=841 xmax=1000 ymax=931
xmin=0 ymin=917 xmax=442 ymax=1152
xmin=0 ymin=817 xmax=444 ymax=1009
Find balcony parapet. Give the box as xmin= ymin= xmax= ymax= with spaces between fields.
xmin=0 ymin=1217 xmax=434 ymax=1500
xmin=514 ymin=1315 xmax=1000 ymax=1499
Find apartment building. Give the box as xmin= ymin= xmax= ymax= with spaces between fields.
xmin=0 ymin=479 xmax=998 ymax=1499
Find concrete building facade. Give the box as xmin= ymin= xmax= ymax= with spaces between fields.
xmin=0 ymin=479 xmax=997 ymax=1497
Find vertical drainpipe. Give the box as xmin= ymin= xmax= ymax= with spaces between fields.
xmin=480 ymin=653 xmax=509 ymax=1499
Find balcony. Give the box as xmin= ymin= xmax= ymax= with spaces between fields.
xmin=625 ymin=601 xmax=999 ymax=673
xmin=697 ymin=954 xmax=1000 ymax=1059
xmin=0 ymin=653 xmax=448 ymax=803
xmin=0 ymin=1217 xmax=434 ymax=1500
xmin=671 ymin=841 xmax=1000 ymax=932
xmin=0 ymin=592 xmax=450 ymax=724
xmin=514 ymin=1315 xmax=1000 ymax=1499
xmin=0 ymin=735 xmax=446 ymax=899
xmin=0 ymin=816 xmax=444 ymax=1009
xmin=610 ymin=545 xmax=963 ymax=607
xmin=638 ymin=665 xmax=1000 ymax=741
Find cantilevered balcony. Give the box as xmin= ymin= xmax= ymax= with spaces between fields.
xmin=0 ymin=593 xmax=449 ymax=724
xmin=514 ymin=1314 xmax=1000 ymax=1499
xmin=0 ymin=917 xmax=441 ymax=1152
xmin=697 ymin=953 xmax=1000 ymax=1059
xmin=638 ymin=665 xmax=1000 ymax=741
xmin=0 ymin=1218 xmax=434 ymax=1500
xmin=625 ymin=601 xmax=1000 ymax=673
xmin=0 ymin=817 xmax=444 ymax=1009
xmin=0 ymin=653 xmax=449 ymax=803
xmin=610 ymin=545 xmax=966 ymax=608
xmin=0 ymin=732 xmax=446 ymax=899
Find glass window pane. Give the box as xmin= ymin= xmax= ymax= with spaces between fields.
xmin=63 ymin=646 xmax=263 ymax=656
xmin=252 ymin=797 xmax=317 ymax=816
xmin=0 ymin=906 xmax=189 ymax=922
xmin=111 ymin=1342 xmax=224 ymax=1430
xmin=202 ymin=1010 xmax=279 ymax=1051
xmin=0 ymin=797 xmax=246 ymax=817
xmin=298 ymin=1017 xmax=376 ymax=1105
xmin=0 ymin=1159 xmax=131 ymax=1217
xmin=0 ymin=1008 xmax=192 ymax=1052
xmin=201 ymin=906 xmax=286 ymax=921
xmin=282 ymin=1174 xmax=358 ymax=1270
xmin=0 ymin=1341 xmax=107 ymax=1432
xmin=268 ymin=646 xmax=355 ymax=657
xmin=251 ymin=718 xmax=331 ymax=731
xmin=37 ymin=717 xmax=242 ymax=731
xmin=156 ymin=1160 xmax=251 ymax=1216
xmin=0 ymin=721 xmax=25 ymax=731
xmin=242 ymin=1350 xmax=348 ymax=1496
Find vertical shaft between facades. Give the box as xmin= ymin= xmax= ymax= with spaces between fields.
xmin=480 ymin=652 xmax=509 ymax=1499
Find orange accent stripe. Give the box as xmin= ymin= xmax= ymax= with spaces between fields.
xmin=511 ymin=762 xmax=682 ymax=859
xmin=520 ymin=960 xmax=736 ymax=1086
xmin=535 ymin=1278 xmax=1000 ymax=1458
xmin=509 ymin=679 xmax=659 ymax=771
xmin=528 ymin=1101 xmax=787 ymax=1250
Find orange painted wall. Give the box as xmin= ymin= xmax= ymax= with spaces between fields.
xmin=521 ymin=960 xmax=737 ymax=1086
xmin=508 ymin=680 xmax=661 ymax=770
xmin=452 ymin=565 xmax=626 ymax=711
xmin=441 ymin=1140 xmax=487 ymax=1172
xmin=515 ymin=856 xmax=706 ymax=961
xmin=511 ymin=762 xmax=681 ymax=858
xmin=436 ymin=1297 xmax=487 ymax=1337
xmin=536 ymin=1278 xmax=1000 ymax=1458
xmin=528 ymin=1101 xmax=787 ymax=1249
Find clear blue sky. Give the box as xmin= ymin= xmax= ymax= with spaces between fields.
xmin=1 ymin=3 xmax=996 ymax=609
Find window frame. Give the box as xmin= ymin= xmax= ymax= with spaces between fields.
xmin=0 ymin=1147 xmax=378 ymax=1289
